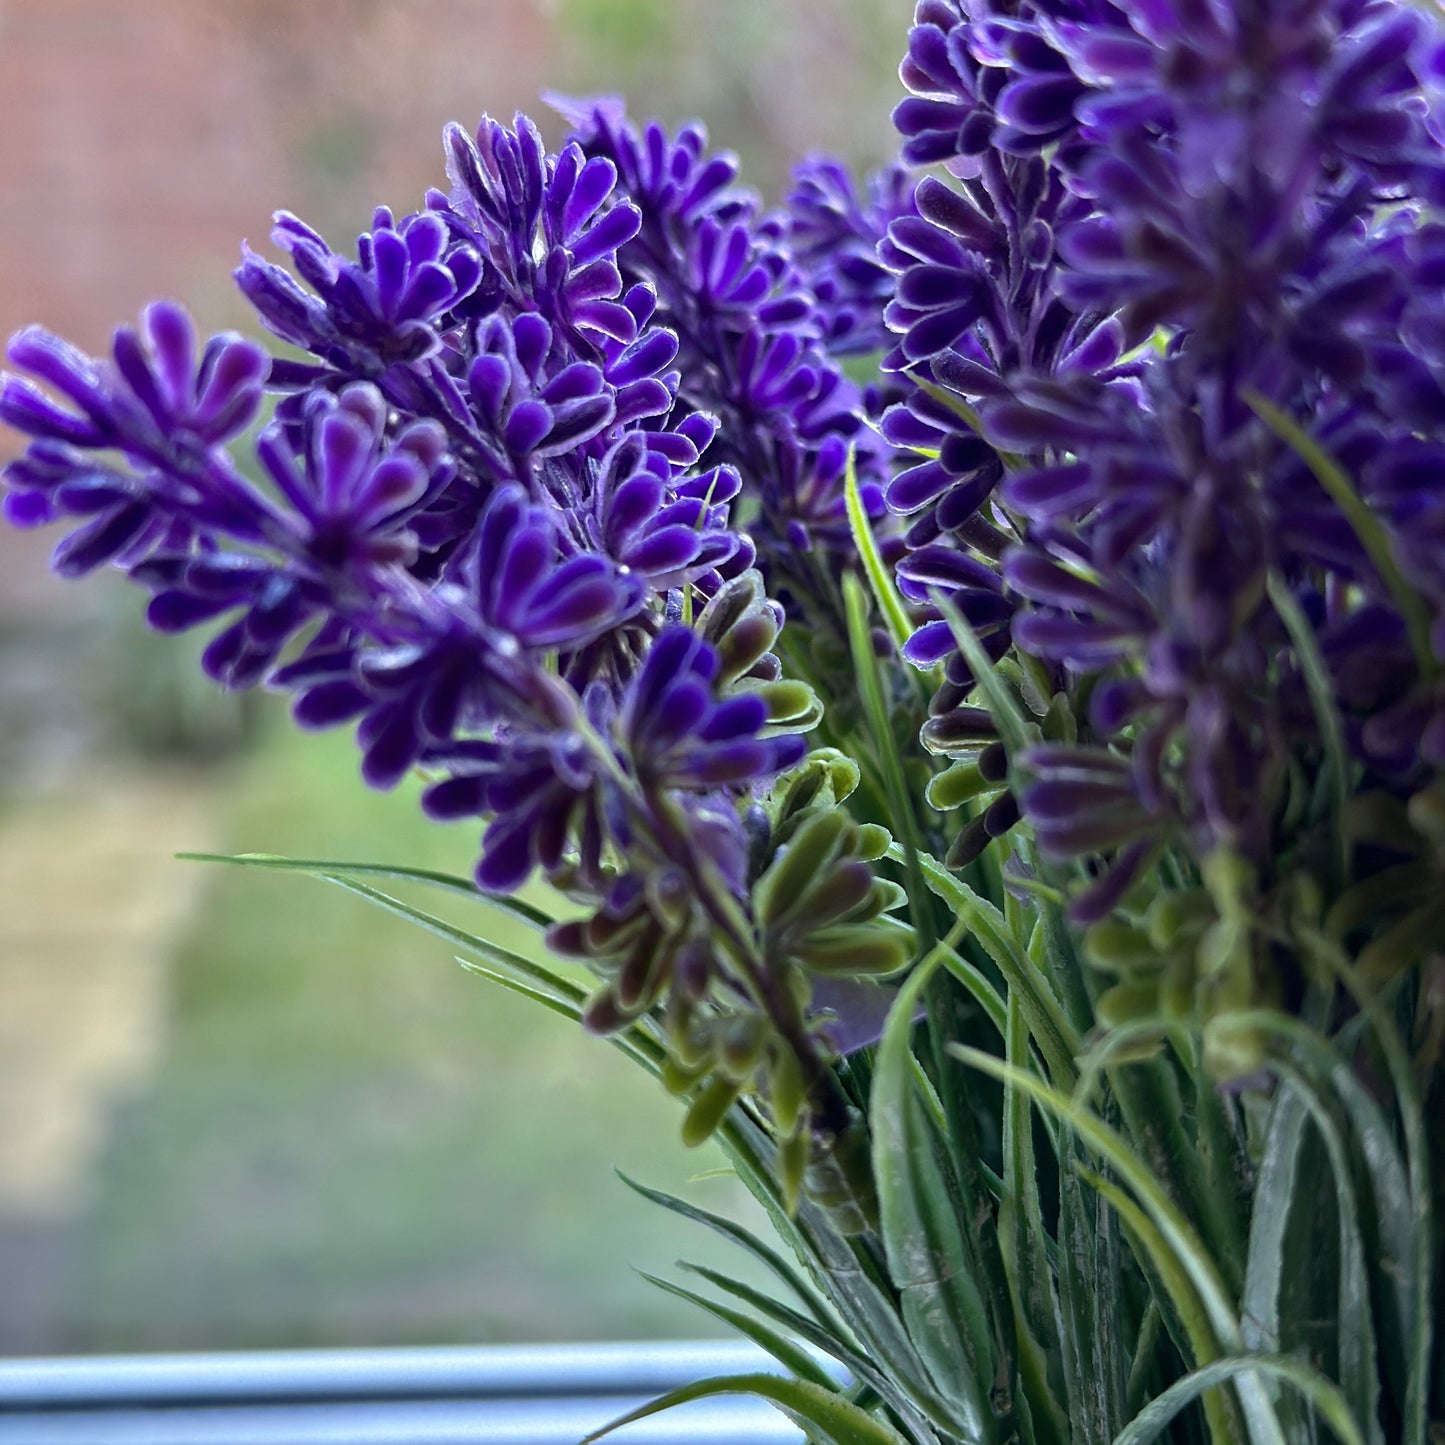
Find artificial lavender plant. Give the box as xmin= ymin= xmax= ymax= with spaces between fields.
xmin=3 ymin=1 xmax=1444 ymax=1442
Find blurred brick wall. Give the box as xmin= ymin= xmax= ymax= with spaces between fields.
xmin=0 ymin=0 xmax=902 ymax=614
xmin=0 ymin=0 xmax=557 ymax=611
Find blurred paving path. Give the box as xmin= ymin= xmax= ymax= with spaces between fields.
xmin=0 ymin=768 xmax=223 ymax=1350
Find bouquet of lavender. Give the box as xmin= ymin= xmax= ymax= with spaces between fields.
xmin=5 ymin=0 xmax=1445 ymax=1440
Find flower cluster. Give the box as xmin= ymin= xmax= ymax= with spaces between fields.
xmin=886 ymin=0 xmax=1445 ymax=960
xmin=0 ymin=112 xmax=909 ymax=1162
xmin=5 ymin=7 xmax=1445 ymax=1439
xmin=552 ymin=97 xmax=910 ymax=663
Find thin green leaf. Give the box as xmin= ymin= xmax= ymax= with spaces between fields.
xmin=843 ymin=569 xmax=931 ymax=949
xmin=1015 ymin=835 xmax=1095 ymax=1035
xmin=679 ymin=1260 xmax=947 ymax=1445
xmin=1265 ymin=575 xmax=1351 ymax=878
xmin=911 ymin=377 xmax=1025 ymax=470
xmin=1244 ymin=394 xmax=1435 ymax=678
xmin=1079 ymin=1168 xmax=1233 ymax=1445
xmin=677 ymin=1260 xmax=936 ymax=1430
xmin=1269 ymin=1061 xmax=1382 ymax=1444
xmin=1241 ymin=1086 xmax=1314 ymax=1360
xmin=927 ymin=938 xmax=1008 ymax=1040
xmin=580 ymin=1370 xmax=912 ymax=1445
xmin=314 ymin=874 xmax=582 ymax=1008
xmin=874 ymin=959 xmax=1000 ymax=1444
xmin=844 ymin=445 xmax=915 ymax=658
xmin=716 ymin=1115 xmax=963 ymax=1445
xmin=1259 ymin=1012 xmax=1410 ymax=1404
xmin=999 ymin=991 xmax=1070 ymax=1445
xmin=460 ymin=962 xmax=668 ymax=1080
xmin=1072 ymin=1018 xmax=1194 ymax=1109
xmin=1125 ymin=1300 xmax=1164 ymax=1418
xmin=1056 ymin=1138 xmax=1115 ymax=1445
xmin=1113 ymin=1354 xmax=1369 ymax=1445
xmin=948 ymin=1049 xmax=1240 ymax=1348
xmin=177 ymin=850 xmax=555 ymax=928
xmin=1264 ymin=943 xmax=1434 ymax=1445
xmin=956 ymin=1050 xmax=1298 ymax=1445
xmin=637 ymin=1269 xmax=843 ymax=1392
xmin=617 ymin=1172 xmax=840 ymax=1333
xmin=912 ymin=848 xmax=1079 ymax=1088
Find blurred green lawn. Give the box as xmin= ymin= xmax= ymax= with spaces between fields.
xmin=70 ymin=713 xmax=771 ymax=1351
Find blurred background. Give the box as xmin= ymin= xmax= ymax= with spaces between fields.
xmin=0 ymin=0 xmax=904 ymax=1354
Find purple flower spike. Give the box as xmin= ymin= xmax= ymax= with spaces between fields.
xmin=620 ymin=627 xmax=808 ymax=792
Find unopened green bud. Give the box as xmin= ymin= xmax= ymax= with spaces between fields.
xmin=1096 ymin=979 xmax=1162 ymax=1029
xmin=671 ymin=1018 xmax=713 ymax=1069
xmin=1158 ymin=949 xmax=1197 ymax=1019
xmin=1145 ymin=889 xmax=1211 ymax=950
xmin=1203 ymin=1015 xmax=1268 ymax=1080
xmin=715 ymin=611 xmax=779 ymax=681
xmin=769 ymin=1047 xmax=806 ymax=1137
xmin=682 ymin=1075 xmax=742 ymax=1147
xmin=796 ymin=923 xmax=913 ymax=977
xmin=778 ymin=1129 xmax=808 ymax=1216
xmin=1407 ymin=783 xmax=1445 ymax=844
xmin=755 ymin=810 xmax=850 ymax=927
xmin=718 ymin=1016 xmax=767 ymax=1079
xmin=1083 ymin=919 xmax=1160 ymax=976
xmin=662 ymin=1055 xmax=709 ymax=1097
xmin=925 ymin=760 xmax=994 ymax=811
xmin=753 ymin=678 xmax=821 ymax=729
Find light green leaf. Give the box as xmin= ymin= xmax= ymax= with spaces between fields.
xmin=1269 ymin=1061 xmax=1382 ymax=1444
xmin=312 ymin=874 xmax=581 ymax=1008
xmin=951 ymin=1054 xmax=1242 ymax=1369
xmin=637 ymin=1269 xmax=844 ymax=1392
xmin=1304 ymin=938 xmax=1434 ymax=1443
xmin=911 ymin=377 xmax=1024 ymax=471
xmin=1083 ymin=1167 xmax=1245 ymax=1445
xmin=957 ymin=1049 xmax=1304 ymax=1445
xmin=842 ymin=569 xmax=930 ymax=948
xmin=580 ymin=1371 xmax=913 ymax=1445
xmin=1113 ymin=1354 xmax=1369 ymax=1445
xmin=874 ymin=959 xmax=1000 ymax=1444
xmin=999 ymin=991 xmax=1070 ymax=1445
xmin=177 ymin=850 xmax=554 ymax=928
xmin=844 ymin=445 xmax=915 ymax=659
xmin=1265 ymin=575 xmax=1351 ymax=877
xmin=927 ymin=937 xmax=1007 ymax=1039
xmin=677 ymin=1259 xmax=938 ymax=1434
xmin=929 ymin=590 xmax=1034 ymax=758
xmin=911 ymin=848 xmax=1079 ymax=1088
xmin=617 ymin=1172 xmax=840 ymax=1333
xmin=715 ymin=1113 xmax=963 ymax=1442
xmin=459 ymin=963 xmax=667 ymax=1084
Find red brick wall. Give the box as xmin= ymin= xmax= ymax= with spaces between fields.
xmin=0 ymin=0 xmax=558 ymax=608
xmin=0 ymin=0 xmax=902 ymax=612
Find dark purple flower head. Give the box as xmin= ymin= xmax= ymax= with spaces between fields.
xmin=556 ymin=97 xmax=896 ymax=635
xmin=252 ymin=384 xmax=446 ymax=570
xmin=620 ymin=626 xmax=807 ymax=793
xmin=237 ymin=208 xmax=483 ymax=373
xmin=786 ymin=158 xmax=917 ymax=356
xmin=464 ymin=482 xmax=643 ymax=654
xmin=464 ymin=311 xmax=616 ymax=465
xmin=2 ymin=302 xmax=268 ymax=475
xmin=438 ymin=113 xmax=643 ymax=350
